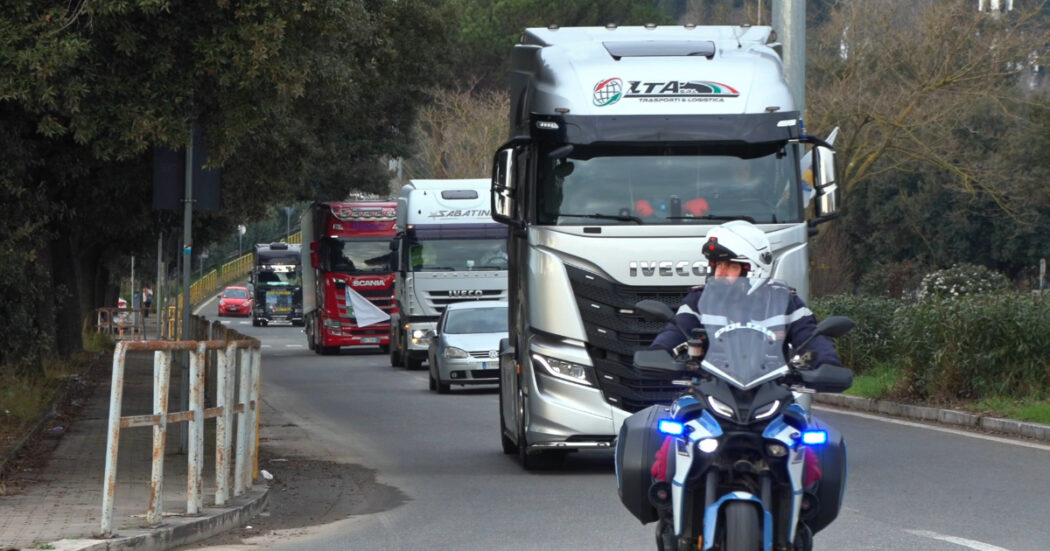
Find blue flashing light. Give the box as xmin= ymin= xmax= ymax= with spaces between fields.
xmin=802 ymin=430 xmax=827 ymax=445
xmin=658 ymin=420 xmax=684 ymax=436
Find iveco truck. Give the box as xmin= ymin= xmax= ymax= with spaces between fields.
xmin=490 ymin=25 xmax=840 ymax=469
xmin=388 ymin=179 xmax=509 ymax=370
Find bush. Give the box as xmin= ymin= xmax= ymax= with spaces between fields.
xmin=917 ymin=263 xmax=1010 ymax=301
xmin=891 ymin=292 xmax=1050 ymax=402
xmin=810 ymin=294 xmax=901 ymax=376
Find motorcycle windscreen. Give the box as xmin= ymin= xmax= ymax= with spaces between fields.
xmin=698 ymin=278 xmax=790 ymax=390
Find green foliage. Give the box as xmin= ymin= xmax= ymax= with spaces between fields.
xmin=917 ymin=263 xmax=1010 ymax=301
xmin=891 ymin=293 xmax=1050 ymax=402
xmin=811 ymin=294 xmax=901 ymax=375
xmin=815 ymin=291 xmax=1050 ymax=403
xmin=447 ymin=0 xmax=674 ymax=90
xmin=0 ymin=1 xmax=451 ymax=370
xmin=844 ymin=362 xmax=898 ymax=400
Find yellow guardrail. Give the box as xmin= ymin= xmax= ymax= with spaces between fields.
xmin=165 ymin=231 xmax=303 ymax=339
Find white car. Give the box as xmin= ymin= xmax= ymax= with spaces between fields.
xmin=427 ymin=301 xmax=508 ymax=394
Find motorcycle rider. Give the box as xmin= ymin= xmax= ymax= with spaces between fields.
xmin=648 ymin=220 xmax=843 ymax=484
xmin=650 ymin=219 xmax=841 ymax=365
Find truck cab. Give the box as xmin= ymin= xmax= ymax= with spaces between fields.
xmin=388 ymin=179 xmax=509 ymax=370
xmin=489 ymin=25 xmax=839 ymax=469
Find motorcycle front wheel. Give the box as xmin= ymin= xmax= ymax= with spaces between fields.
xmin=721 ymin=501 xmax=761 ymax=551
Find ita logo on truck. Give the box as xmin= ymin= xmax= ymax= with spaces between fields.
xmin=593 ymin=78 xmax=623 ymax=106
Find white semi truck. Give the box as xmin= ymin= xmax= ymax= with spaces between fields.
xmin=388 ymin=179 xmax=509 ymax=370
xmin=490 ymin=25 xmax=840 ymax=469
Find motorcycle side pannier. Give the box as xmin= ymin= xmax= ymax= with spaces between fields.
xmin=806 ymin=415 xmax=847 ymax=535
xmin=615 ymin=404 xmax=669 ymax=524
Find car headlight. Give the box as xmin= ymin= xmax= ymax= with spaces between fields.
xmin=531 ymin=354 xmax=595 ymax=387
xmin=442 ymin=347 xmax=468 ymax=359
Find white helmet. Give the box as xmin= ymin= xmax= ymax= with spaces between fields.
xmin=702 ymin=220 xmax=774 ymax=280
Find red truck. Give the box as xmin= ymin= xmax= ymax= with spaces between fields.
xmin=301 ymin=201 xmax=398 ymax=355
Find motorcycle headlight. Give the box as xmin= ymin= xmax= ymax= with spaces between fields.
xmin=706 ymin=396 xmax=735 ymax=419
xmin=442 ymin=347 xmax=468 ymax=359
xmin=753 ymin=400 xmax=782 ymax=421
xmin=532 ymin=354 xmax=595 ymax=387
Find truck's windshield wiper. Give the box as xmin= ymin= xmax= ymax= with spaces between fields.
xmin=664 ymin=214 xmax=757 ymax=223
xmin=558 ymin=213 xmax=643 ymax=224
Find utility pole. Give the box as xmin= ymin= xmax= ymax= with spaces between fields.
xmin=772 ymin=0 xmax=806 ymax=119
xmin=180 ymin=127 xmax=195 ymax=453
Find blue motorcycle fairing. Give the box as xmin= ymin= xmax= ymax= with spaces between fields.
xmin=701 ymin=491 xmax=774 ymax=551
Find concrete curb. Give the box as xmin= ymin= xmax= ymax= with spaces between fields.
xmin=45 ymin=484 xmax=269 ymax=551
xmin=813 ymin=393 xmax=1050 ymax=443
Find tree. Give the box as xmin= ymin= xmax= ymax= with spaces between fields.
xmin=0 ymin=1 xmax=451 ymax=368
xmin=805 ymin=0 xmax=1050 ymax=292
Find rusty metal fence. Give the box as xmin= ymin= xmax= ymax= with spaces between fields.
xmin=100 ymin=319 xmax=261 ymax=536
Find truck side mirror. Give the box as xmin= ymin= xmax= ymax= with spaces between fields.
xmin=491 ymin=147 xmax=518 ymax=224
xmin=813 ymin=145 xmax=838 ymax=217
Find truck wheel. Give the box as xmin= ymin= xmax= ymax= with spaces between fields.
xmin=499 ymin=386 xmax=517 ymax=454
xmin=405 ymin=354 xmax=423 ymax=371
xmin=389 ymin=343 xmax=403 ymax=367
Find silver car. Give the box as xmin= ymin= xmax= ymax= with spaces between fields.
xmin=427 ymin=301 xmax=508 ymax=394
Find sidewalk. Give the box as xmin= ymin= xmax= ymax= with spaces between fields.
xmin=0 ymin=332 xmax=268 ymax=551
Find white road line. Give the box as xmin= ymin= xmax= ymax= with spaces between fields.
xmin=286 ymin=344 xmax=305 ymax=348
xmin=906 ymin=529 xmax=1012 ymax=551
xmin=815 ymin=406 xmax=1050 ymax=452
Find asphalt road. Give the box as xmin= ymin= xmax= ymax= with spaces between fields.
xmin=195 ymin=310 xmax=1050 ymax=551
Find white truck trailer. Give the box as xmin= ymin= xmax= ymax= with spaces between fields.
xmin=388 ymin=179 xmax=509 ymax=370
xmin=490 ymin=25 xmax=840 ymax=469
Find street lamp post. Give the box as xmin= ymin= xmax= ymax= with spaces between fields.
xmin=283 ymin=207 xmax=293 ymax=239
xmin=237 ymin=224 xmax=246 ymax=255
xmin=199 ymin=250 xmax=209 ymax=281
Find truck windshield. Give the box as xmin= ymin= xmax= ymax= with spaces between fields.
xmin=256 ymin=267 xmax=301 ymax=286
xmin=327 ymin=239 xmax=392 ymax=274
xmin=535 ymin=143 xmax=803 ymax=226
xmin=406 ymin=238 xmax=508 ymax=272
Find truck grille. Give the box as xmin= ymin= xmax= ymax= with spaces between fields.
xmin=427 ymin=290 xmax=506 ymax=314
xmin=565 ymin=265 xmax=691 ymax=413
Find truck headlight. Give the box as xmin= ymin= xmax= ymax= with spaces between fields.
xmin=531 ymin=354 xmax=595 ymax=387
xmin=443 ymin=347 xmax=468 ymax=359
xmin=411 ymin=329 xmax=427 ymax=339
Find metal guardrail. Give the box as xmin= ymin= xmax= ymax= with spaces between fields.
xmin=100 ymin=335 xmax=261 ymax=536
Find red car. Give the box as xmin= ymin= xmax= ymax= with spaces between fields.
xmin=218 ymin=286 xmax=253 ymax=317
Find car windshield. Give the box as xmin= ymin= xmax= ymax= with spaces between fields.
xmin=535 ymin=143 xmax=802 ymax=225
xmin=223 ymin=288 xmax=248 ymax=299
xmin=444 ymin=307 xmax=509 ymax=334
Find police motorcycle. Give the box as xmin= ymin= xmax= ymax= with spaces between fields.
xmin=615 ymin=277 xmax=854 ymax=551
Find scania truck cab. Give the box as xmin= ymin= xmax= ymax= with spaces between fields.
xmin=490 ymin=25 xmax=839 ymax=469
xmin=388 ymin=179 xmax=509 ymax=370
xmin=301 ymin=201 xmax=398 ymax=355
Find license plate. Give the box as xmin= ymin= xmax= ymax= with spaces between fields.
xmin=361 ymin=337 xmax=379 ymax=344
xmin=481 ymin=361 xmax=488 ymax=369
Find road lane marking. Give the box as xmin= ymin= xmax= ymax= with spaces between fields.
xmin=815 ymin=406 xmax=1050 ymax=452
xmin=906 ymin=529 xmax=1011 ymax=551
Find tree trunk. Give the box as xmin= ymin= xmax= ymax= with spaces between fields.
xmin=50 ymin=235 xmax=83 ymax=357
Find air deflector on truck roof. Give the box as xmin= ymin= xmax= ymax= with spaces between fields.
xmin=603 ymin=40 xmax=715 ymax=59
